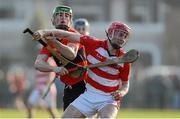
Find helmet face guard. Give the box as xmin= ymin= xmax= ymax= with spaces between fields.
xmin=74 ymin=18 xmax=89 ymax=35
xmin=106 ymin=22 xmax=131 ymax=49
xmin=52 ymin=5 xmax=73 ymax=30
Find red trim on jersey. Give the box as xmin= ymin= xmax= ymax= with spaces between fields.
xmin=86 ymin=75 xmax=119 ymax=93
xmin=119 ymin=63 xmax=131 ymax=81
xmin=89 ymin=67 xmax=119 ymax=80
xmin=89 ymin=50 xmax=107 ymax=62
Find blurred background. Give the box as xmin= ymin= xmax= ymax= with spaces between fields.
xmin=0 ymin=0 xmax=180 ymax=117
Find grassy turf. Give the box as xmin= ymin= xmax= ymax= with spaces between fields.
xmin=118 ymin=109 xmax=180 ymax=118
xmin=0 ymin=108 xmax=180 ymax=118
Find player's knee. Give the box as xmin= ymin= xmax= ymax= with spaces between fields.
xmin=62 ymin=105 xmax=85 ymax=118
xmin=98 ymin=104 xmax=118 ymax=118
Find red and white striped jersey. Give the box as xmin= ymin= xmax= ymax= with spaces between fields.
xmin=80 ymin=35 xmax=131 ymax=93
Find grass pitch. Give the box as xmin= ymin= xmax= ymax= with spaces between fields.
xmin=0 ymin=108 xmax=180 ymax=118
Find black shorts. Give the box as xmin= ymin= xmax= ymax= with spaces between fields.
xmin=63 ymin=80 xmax=86 ymax=110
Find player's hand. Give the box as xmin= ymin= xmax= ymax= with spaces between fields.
xmin=32 ymin=30 xmax=45 ymax=41
xmin=53 ymin=67 xmax=69 ymax=76
xmin=111 ymin=90 xmax=123 ymax=101
xmin=33 ymin=30 xmax=54 ymax=41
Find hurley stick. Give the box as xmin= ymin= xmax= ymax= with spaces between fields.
xmin=87 ymin=49 xmax=139 ymax=68
xmin=23 ymin=28 xmax=139 ymax=99
xmin=23 ymin=28 xmax=69 ymax=65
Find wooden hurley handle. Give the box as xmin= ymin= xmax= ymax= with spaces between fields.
xmin=23 ymin=28 xmax=69 ymax=65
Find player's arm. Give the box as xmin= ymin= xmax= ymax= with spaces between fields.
xmin=111 ymin=63 xmax=131 ymax=101
xmin=50 ymin=39 xmax=79 ymax=60
xmin=33 ymin=29 xmax=81 ymax=43
xmin=111 ymin=80 xmax=129 ymax=101
xmin=34 ymin=54 xmax=55 ymax=72
xmin=118 ymin=80 xmax=129 ymax=97
xmin=34 ymin=54 xmax=68 ymax=75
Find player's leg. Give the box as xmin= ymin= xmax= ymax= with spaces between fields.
xmin=98 ymin=104 xmax=119 ymax=118
xmin=62 ymin=105 xmax=86 ymax=118
xmin=63 ymin=80 xmax=86 ymax=110
xmin=62 ymin=90 xmax=97 ymax=118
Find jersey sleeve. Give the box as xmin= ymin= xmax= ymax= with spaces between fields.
xmin=39 ymin=47 xmax=52 ymax=57
xmin=80 ymin=35 xmax=101 ymax=49
xmin=119 ymin=63 xmax=131 ymax=81
xmin=38 ymin=41 xmax=57 ymax=57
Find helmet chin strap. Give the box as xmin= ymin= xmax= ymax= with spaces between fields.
xmin=56 ymin=25 xmax=69 ymax=31
xmin=105 ymin=31 xmax=121 ymax=49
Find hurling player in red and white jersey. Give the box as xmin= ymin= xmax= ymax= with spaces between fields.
xmin=34 ymin=5 xmax=87 ymax=111
xmin=27 ymin=58 xmax=58 ymax=118
xmin=33 ymin=21 xmax=131 ymax=118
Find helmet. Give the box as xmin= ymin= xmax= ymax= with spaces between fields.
xmin=53 ymin=5 xmax=72 ymax=16
xmin=74 ymin=18 xmax=90 ymax=35
xmin=74 ymin=18 xmax=89 ymax=29
xmin=107 ymin=22 xmax=131 ymax=37
xmin=106 ymin=22 xmax=131 ymax=49
xmin=52 ymin=5 xmax=73 ymax=30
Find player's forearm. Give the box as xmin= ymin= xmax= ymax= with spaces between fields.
xmin=34 ymin=59 xmax=55 ymax=72
xmin=43 ymin=29 xmax=81 ymax=43
xmin=118 ymin=81 xmax=129 ymax=97
xmin=50 ymin=39 xmax=76 ymax=60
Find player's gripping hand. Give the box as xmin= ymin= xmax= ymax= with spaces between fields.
xmin=33 ymin=30 xmax=53 ymax=41
xmin=32 ymin=30 xmax=45 ymax=40
xmin=53 ymin=66 xmax=69 ymax=76
xmin=111 ymin=91 xmax=123 ymax=101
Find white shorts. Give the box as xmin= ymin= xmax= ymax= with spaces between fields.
xmin=71 ymin=89 xmax=119 ymax=117
xmin=28 ymin=84 xmax=57 ymax=108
